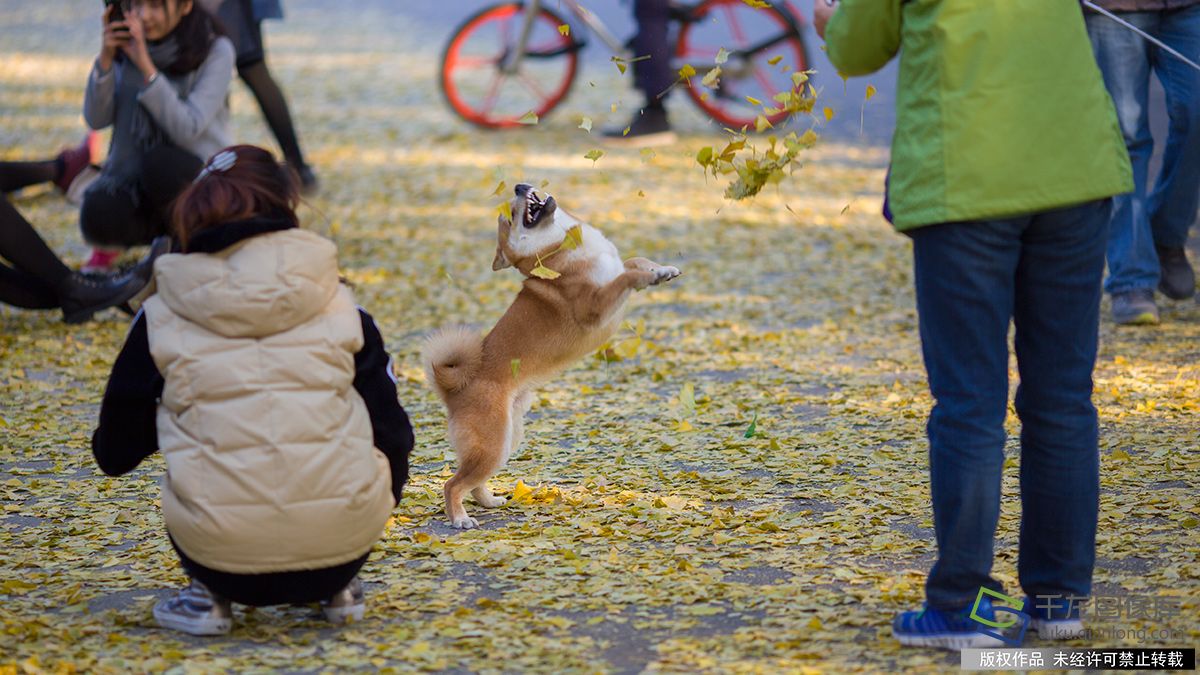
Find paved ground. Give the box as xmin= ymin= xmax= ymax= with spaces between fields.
xmin=1 ymin=1 xmax=1197 ymax=673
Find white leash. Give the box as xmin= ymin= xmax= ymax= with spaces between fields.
xmin=1082 ymin=0 xmax=1200 ymax=73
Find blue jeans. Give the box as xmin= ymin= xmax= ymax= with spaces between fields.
xmin=1087 ymin=6 xmax=1200 ymax=295
xmin=909 ymin=199 xmax=1110 ymax=611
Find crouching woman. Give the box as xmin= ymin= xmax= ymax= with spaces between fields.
xmin=92 ymin=145 xmax=412 ymax=636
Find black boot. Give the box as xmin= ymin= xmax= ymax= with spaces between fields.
xmin=59 ymin=236 xmax=169 ymax=324
xmin=602 ymin=103 xmax=677 ymax=147
xmin=58 ymin=271 xmax=149 ymax=324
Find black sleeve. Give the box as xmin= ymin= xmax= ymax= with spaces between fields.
xmin=92 ymin=312 xmax=163 ymax=476
xmin=354 ymin=309 xmax=413 ymax=505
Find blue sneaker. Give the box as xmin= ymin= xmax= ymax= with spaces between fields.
xmin=1024 ymin=595 xmax=1085 ymax=640
xmin=893 ymin=598 xmax=1008 ymax=650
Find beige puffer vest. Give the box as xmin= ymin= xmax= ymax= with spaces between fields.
xmin=142 ymin=228 xmax=394 ymax=574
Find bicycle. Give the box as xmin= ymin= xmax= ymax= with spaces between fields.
xmin=440 ymin=0 xmax=810 ymax=130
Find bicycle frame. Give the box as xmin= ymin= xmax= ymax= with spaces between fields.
xmin=504 ymin=0 xmax=806 ymax=75
xmin=503 ymin=0 xmax=634 ymax=73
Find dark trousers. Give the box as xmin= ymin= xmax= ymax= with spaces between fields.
xmin=0 ymin=195 xmax=72 ymax=309
xmin=171 ymin=537 xmax=368 ymax=607
xmin=909 ymin=199 xmax=1109 ymax=611
xmin=632 ymin=0 xmax=673 ymax=104
xmin=80 ymin=146 xmax=202 ymax=248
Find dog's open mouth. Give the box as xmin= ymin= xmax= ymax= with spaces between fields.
xmin=524 ymin=193 xmax=556 ymax=227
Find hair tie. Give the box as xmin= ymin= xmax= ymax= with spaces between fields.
xmin=193 ymin=150 xmax=237 ymax=184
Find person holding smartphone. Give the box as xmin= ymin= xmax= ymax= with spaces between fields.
xmin=80 ymin=0 xmax=234 ymax=271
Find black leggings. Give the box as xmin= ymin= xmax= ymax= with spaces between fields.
xmin=0 ymin=159 xmax=58 ymax=193
xmin=171 ymin=537 xmax=368 ymax=607
xmin=0 ymin=196 xmax=73 ymax=309
xmin=80 ymin=146 xmax=202 ymax=248
xmin=239 ymin=59 xmax=307 ymax=168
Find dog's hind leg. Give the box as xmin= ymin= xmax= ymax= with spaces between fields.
xmin=470 ymin=390 xmax=533 ymax=509
xmin=444 ymin=410 xmax=510 ymax=529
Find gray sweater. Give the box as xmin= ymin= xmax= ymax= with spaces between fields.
xmin=84 ymin=36 xmax=235 ymax=165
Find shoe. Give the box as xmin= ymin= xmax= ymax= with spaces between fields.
xmin=893 ymin=598 xmax=1008 ymax=650
xmin=53 ymin=132 xmax=97 ymax=193
xmin=320 ymin=576 xmax=364 ymax=624
xmin=602 ymin=106 xmax=677 ymax=147
xmin=152 ymin=579 xmax=233 ymax=636
xmin=81 ymin=248 xmax=122 ymax=274
xmin=58 ymin=269 xmax=150 ymax=324
xmin=1156 ymin=245 xmax=1195 ymax=300
xmin=1111 ymin=289 xmax=1159 ymax=325
xmin=295 ymin=164 xmax=319 ymax=196
xmin=1023 ymin=596 xmax=1085 ymax=640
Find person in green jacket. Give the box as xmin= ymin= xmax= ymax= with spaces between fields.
xmin=817 ymin=0 xmax=1133 ymax=650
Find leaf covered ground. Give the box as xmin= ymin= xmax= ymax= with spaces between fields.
xmin=1 ymin=2 xmax=1197 ymax=673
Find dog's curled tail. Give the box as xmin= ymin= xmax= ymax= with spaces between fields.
xmin=422 ymin=327 xmax=483 ymax=398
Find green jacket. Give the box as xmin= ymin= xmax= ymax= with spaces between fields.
xmin=825 ymin=0 xmax=1133 ymax=231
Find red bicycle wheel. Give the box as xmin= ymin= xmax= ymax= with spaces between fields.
xmin=675 ymin=0 xmax=809 ymax=130
xmin=440 ymin=3 xmax=580 ymax=129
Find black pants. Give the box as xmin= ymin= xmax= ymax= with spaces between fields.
xmin=0 ymin=195 xmax=72 ymax=309
xmin=80 ymin=146 xmax=202 ymax=248
xmin=171 ymin=537 xmax=368 ymax=607
xmin=633 ymin=0 xmax=673 ymax=104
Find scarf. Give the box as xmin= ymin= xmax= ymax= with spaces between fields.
xmin=89 ymin=34 xmax=189 ymax=208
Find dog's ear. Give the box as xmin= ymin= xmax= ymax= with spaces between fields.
xmin=493 ymin=214 xmax=514 ymax=270
xmin=492 ymin=246 xmax=512 ymax=271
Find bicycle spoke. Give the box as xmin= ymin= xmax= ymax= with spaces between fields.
xmin=517 ymin=71 xmax=549 ymax=101
xmin=453 ymin=55 xmax=499 ymax=69
xmin=481 ymin=72 xmax=508 ymax=116
xmin=720 ymin=4 xmax=749 ymax=45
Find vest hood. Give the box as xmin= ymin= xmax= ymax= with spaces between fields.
xmin=154 ymin=222 xmax=339 ymax=338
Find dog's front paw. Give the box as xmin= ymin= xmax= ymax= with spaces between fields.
xmin=651 ymin=266 xmax=681 ymax=285
xmin=451 ymin=515 xmax=479 ymax=529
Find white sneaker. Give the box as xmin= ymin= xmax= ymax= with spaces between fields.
xmin=153 ymin=579 xmax=233 ymax=636
xmin=320 ymin=576 xmax=365 ymax=624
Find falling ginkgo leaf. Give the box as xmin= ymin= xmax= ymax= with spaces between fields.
xmin=584 ymin=149 xmax=605 ymax=164
xmin=745 ymin=95 xmax=761 ymax=106
xmin=579 ymin=116 xmax=593 ymax=133
xmin=767 ymin=55 xmax=783 ymax=65
xmin=866 ymin=84 xmax=878 ymax=100
xmin=744 ymin=412 xmax=759 ymax=438
xmin=491 ymin=180 xmax=506 ymax=196
xmin=518 ymin=111 xmax=539 ymax=125
xmin=824 ymin=106 xmax=834 ymax=121
xmin=510 ymin=359 xmax=521 ymax=379
xmin=715 ymin=47 xmax=730 ymax=65
xmin=530 ymin=264 xmax=561 ymax=280
xmin=678 ymin=64 xmax=696 ymax=80
xmin=497 ymin=200 xmax=512 ymax=221
xmin=558 ymin=24 xmax=570 ymax=36
xmin=560 ymin=224 xmax=583 ymax=250
xmin=701 ymin=67 xmax=722 ymax=88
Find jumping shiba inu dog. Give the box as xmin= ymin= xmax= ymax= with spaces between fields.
xmin=423 ymin=183 xmax=681 ymax=528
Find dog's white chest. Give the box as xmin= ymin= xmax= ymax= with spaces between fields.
xmin=584 ymin=227 xmax=624 ymax=286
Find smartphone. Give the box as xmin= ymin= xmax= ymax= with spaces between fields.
xmin=104 ymin=0 xmax=125 ymax=23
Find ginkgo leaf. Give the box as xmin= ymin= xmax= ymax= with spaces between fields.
xmin=741 ymin=0 xmax=770 ymax=7
xmin=755 ymin=115 xmax=772 ymax=133
xmin=824 ymin=107 xmax=834 ymax=121
xmin=745 ymin=95 xmax=761 ymax=106
xmin=530 ymin=264 xmax=561 ymax=279
xmin=744 ymin=413 xmax=758 ymax=438
xmin=701 ymin=66 xmax=722 ymax=88
xmin=767 ymin=54 xmax=783 ymax=65
xmin=518 ymin=110 xmax=539 ymax=125
xmin=865 ymin=84 xmax=878 ymax=100
xmin=678 ymin=63 xmax=696 ymax=79
xmin=491 ymin=180 xmax=506 ymax=196
xmin=680 ymin=382 xmax=696 ymax=414
xmin=558 ymin=24 xmax=570 ymax=36
xmin=579 ymin=116 xmax=593 ymax=132
xmin=497 ymin=200 xmax=512 ymax=221
xmin=584 ymin=149 xmax=605 ymax=164
xmin=715 ymin=47 xmax=730 ymax=64
xmin=510 ymin=358 xmax=520 ymax=379
xmin=640 ymin=148 xmax=656 ymax=162
xmin=560 ymin=224 xmax=583 ymax=250
xmin=510 ymin=479 xmax=534 ymax=502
